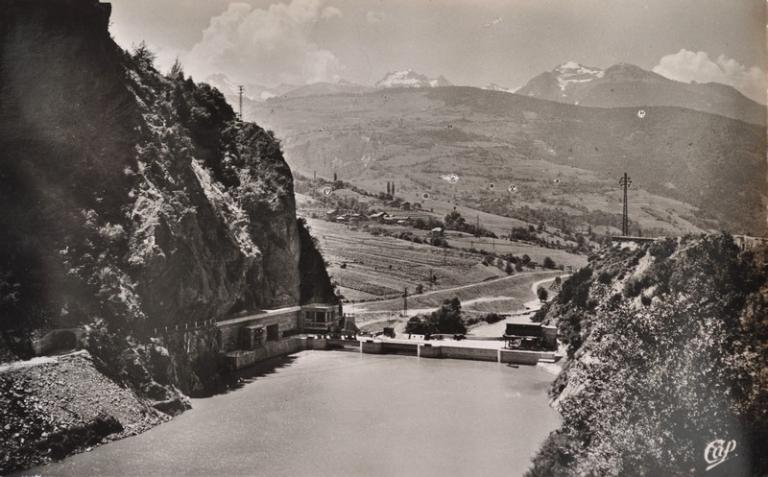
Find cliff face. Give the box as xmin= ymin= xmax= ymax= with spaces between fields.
xmin=0 ymin=0 xmax=334 ymax=394
xmin=527 ymin=235 xmax=768 ymax=476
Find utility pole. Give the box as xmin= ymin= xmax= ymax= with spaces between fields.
xmin=619 ymin=172 xmax=632 ymax=236
xmin=402 ymin=287 xmax=408 ymax=317
xmin=238 ymin=85 xmax=244 ymax=121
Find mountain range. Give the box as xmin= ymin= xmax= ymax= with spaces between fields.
xmin=517 ymin=62 xmax=764 ymax=125
xmin=209 ymin=62 xmax=764 ymax=126
xmin=206 ymin=62 xmax=765 ymax=236
xmin=206 ymin=70 xmax=451 ymax=103
xmin=245 ymin=86 xmax=765 ymax=236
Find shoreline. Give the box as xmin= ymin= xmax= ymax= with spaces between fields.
xmin=1 ymin=351 xmax=174 ymax=475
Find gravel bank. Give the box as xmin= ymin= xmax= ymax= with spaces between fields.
xmin=1 ymin=351 xmax=175 ymax=474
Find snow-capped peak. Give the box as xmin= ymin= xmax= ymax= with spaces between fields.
xmin=376 ymin=70 xmax=452 ymax=88
xmin=553 ymin=62 xmax=604 ymax=91
xmin=483 ymin=83 xmax=516 ymax=94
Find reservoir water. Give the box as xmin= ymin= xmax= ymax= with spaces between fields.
xmin=29 ymin=351 xmax=559 ymax=477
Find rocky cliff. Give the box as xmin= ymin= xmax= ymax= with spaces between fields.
xmin=0 ymin=0 xmax=334 ymax=394
xmin=527 ymin=235 xmax=767 ymax=476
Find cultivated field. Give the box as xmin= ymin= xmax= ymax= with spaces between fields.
xmin=303 ymin=217 xmax=511 ymax=302
xmin=444 ymin=236 xmax=585 ymax=269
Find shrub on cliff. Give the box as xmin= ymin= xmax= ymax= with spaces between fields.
xmin=1 ymin=6 xmax=335 ymax=394
xmin=557 ymin=266 xmax=593 ymax=308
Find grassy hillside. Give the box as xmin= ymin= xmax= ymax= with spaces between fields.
xmin=527 ymin=235 xmax=768 ymax=476
xmin=246 ymin=87 xmax=765 ymax=236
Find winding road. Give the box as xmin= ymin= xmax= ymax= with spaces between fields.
xmin=349 ymin=271 xmax=568 ymax=333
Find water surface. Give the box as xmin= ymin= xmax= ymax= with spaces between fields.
xmin=30 ymin=351 xmax=559 ymax=477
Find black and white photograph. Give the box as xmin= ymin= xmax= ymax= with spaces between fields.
xmin=1 ymin=0 xmax=766 ymax=476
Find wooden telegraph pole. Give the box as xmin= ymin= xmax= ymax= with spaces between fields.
xmin=238 ymin=85 xmax=244 ymax=121
xmin=619 ymin=172 xmax=632 ymax=236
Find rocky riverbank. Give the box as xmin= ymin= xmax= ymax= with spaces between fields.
xmin=0 ymin=351 xmax=180 ymax=475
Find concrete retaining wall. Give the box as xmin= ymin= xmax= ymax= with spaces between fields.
xmin=361 ymin=341 xmax=384 ymax=354
xmin=413 ymin=344 xmax=552 ymax=365
xmin=219 ymin=310 xmax=300 ymax=352
xmin=440 ymin=346 xmax=498 ymax=362
xmin=225 ymin=336 xmax=558 ymax=371
xmin=499 ymin=349 xmax=544 ymax=365
xmin=304 ymin=338 xmax=358 ymax=350
xmin=225 ymin=338 xmax=305 ymax=369
xmin=419 ymin=344 xmax=441 ymax=359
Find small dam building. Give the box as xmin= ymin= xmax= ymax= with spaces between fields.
xmin=504 ymin=323 xmax=558 ymax=350
xmin=216 ymin=303 xmax=352 ymax=369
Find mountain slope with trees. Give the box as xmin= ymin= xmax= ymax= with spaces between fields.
xmin=527 ymin=235 xmax=768 ymax=476
xmin=0 ymin=0 xmax=334 ymax=438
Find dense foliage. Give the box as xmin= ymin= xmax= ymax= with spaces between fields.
xmin=405 ymin=297 xmax=467 ymax=335
xmin=527 ymin=235 xmax=768 ymax=476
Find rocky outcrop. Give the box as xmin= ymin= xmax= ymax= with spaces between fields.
xmin=0 ymin=0 xmax=334 ymax=391
xmin=527 ymin=235 xmax=768 ymax=476
xmin=0 ymin=351 xmax=170 ymax=475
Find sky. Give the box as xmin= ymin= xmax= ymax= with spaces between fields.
xmin=109 ymin=0 xmax=767 ymax=103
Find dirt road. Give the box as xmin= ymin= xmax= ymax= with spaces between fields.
xmin=350 ymin=271 xmax=564 ymax=331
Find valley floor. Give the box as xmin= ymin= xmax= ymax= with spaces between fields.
xmin=303 ymin=217 xmax=585 ymax=305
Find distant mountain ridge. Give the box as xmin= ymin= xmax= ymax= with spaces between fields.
xmin=245 ymin=86 xmax=766 ymax=236
xmin=205 ymin=75 xmax=376 ymax=101
xmin=517 ymin=62 xmax=765 ymax=125
xmin=205 ymin=70 xmax=454 ymax=104
xmin=375 ymin=70 xmax=452 ymax=89
xmin=203 ymin=73 xmax=297 ymax=101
